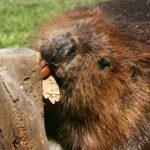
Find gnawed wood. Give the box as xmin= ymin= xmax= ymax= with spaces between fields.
xmin=43 ymin=76 xmax=60 ymax=104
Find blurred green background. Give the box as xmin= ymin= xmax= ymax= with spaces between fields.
xmin=0 ymin=0 xmax=102 ymax=48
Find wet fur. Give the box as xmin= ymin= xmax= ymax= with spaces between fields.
xmin=31 ymin=2 xmax=150 ymax=150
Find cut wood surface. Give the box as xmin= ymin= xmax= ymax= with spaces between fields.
xmin=0 ymin=48 xmax=49 ymax=150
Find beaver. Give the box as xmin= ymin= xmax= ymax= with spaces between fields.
xmin=31 ymin=1 xmax=150 ymax=150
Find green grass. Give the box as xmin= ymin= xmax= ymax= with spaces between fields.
xmin=0 ymin=0 xmax=101 ymax=48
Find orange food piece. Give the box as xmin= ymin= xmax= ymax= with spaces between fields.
xmin=42 ymin=65 xmax=51 ymax=79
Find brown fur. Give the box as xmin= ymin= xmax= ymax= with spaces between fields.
xmin=31 ymin=3 xmax=150 ymax=150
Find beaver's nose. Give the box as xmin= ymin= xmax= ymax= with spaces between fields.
xmin=40 ymin=33 xmax=76 ymax=65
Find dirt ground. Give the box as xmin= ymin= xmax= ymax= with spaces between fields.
xmin=101 ymin=0 xmax=150 ymax=44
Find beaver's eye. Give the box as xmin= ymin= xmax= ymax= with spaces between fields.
xmin=130 ymin=64 xmax=137 ymax=78
xmin=98 ymin=58 xmax=110 ymax=70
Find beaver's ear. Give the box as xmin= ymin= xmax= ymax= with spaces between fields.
xmin=98 ymin=58 xmax=110 ymax=70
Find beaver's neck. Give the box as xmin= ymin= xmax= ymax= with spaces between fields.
xmin=58 ymin=77 xmax=150 ymax=148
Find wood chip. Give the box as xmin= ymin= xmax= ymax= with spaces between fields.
xmin=43 ymin=76 xmax=60 ymax=104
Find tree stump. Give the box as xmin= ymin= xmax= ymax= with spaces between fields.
xmin=0 ymin=48 xmax=49 ymax=150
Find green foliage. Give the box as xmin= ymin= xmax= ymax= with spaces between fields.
xmin=0 ymin=0 xmax=102 ymax=48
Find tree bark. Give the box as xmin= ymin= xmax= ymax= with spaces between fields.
xmin=0 ymin=48 xmax=49 ymax=150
